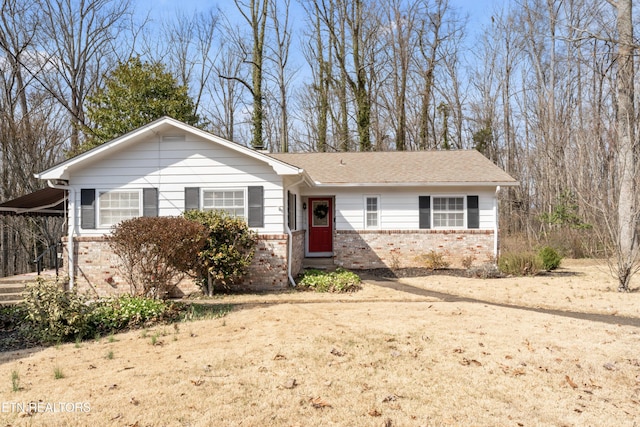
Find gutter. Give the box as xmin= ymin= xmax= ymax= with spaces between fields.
xmin=309 ymin=181 xmax=519 ymax=188
xmin=284 ymin=176 xmax=306 ymax=287
xmin=47 ymin=180 xmax=75 ymax=290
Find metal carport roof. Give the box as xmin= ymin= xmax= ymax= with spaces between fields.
xmin=0 ymin=188 xmax=66 ymax=217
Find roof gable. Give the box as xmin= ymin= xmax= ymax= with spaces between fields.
xmin=270 ymin=150 xmax=517 ymax=187
xmin=36 ymin=117 xmax=302 ymax=180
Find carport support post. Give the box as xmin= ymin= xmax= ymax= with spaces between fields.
xmin=48 ymin=180 xmax=74 ymax=290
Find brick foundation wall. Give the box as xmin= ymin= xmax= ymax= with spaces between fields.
xmin=62 ymin=233 xmax=291 ymax=297
xmin=242 ymin=234 xmax=290 ymax=291
xmin=333 ymin=229 xmax=495 ymax=270
xmin=290 ymin=230 xmax=305 ymax=277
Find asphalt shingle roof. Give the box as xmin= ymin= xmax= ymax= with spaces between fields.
xmin=269 ymin=150 xmax=517 ymax=186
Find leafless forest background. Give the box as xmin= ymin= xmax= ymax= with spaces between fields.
xmin=0 ymin=0 xmax=638 ymax=285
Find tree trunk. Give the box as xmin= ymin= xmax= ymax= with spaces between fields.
xmin=613 ymin=0 xmax=637 ymax=291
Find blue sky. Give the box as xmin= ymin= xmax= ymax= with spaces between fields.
xmin=135 ymin=0 xmax=504 ymax=34
xmin=133 ymin=0 xmax=504 ymax=88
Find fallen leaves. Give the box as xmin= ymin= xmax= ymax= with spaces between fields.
xmin=460 ymin=358 xmax=482 ymax=367
xmin=565 ymin=375 xmax=578 ymax=389
xmin=279 ymin=378 xmax=298 ymax=389
xmin=309 ymin=396 xmax=332 ymax=409
xmin=368 ymin=408 xmax=382 ymax=417
xmin=382 ymin=394 xmax=403 ymax=403
xmin=524 ymin=339 xmax=535 ymax=352
xmin=330 ymin=348 xmax=346 ymax=357
xmin=500 ymin=364 xmax=525 ymax=376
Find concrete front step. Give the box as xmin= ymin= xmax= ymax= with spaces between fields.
xmin=0 ymin=284 xmax=26 ymax=293
xmin=302 ymin=257 xmax=337 ymax=271
xmin=0 ymin=270 xmax=59 ymax=304
xmin=0 ymin=293 xmax=23 ymax=302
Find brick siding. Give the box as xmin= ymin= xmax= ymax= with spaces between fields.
xmin=60 ymin=229 xmax=494 ymax=296
xmin=333 ymin=229 xmax=495 ymax=270
xmin=61 ymin=234 xmax=292 ymax=297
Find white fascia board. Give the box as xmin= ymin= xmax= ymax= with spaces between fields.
xmin=310 ymin=181 xmax=520 ymax=188
xmin=36 ymin=117 xmax=303 ymax=180
xmin=36 ymin=118 xmax=169 ymax=180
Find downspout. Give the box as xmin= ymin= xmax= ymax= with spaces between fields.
xmin=494 ymin=186 xmax=501 ymax=262
xmin=284 ymin=176 xmax=306 ymax=287
xmin=48 ymin=180 xmax=74 ymax=290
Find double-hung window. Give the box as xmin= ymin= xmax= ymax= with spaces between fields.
xmin=98 ymin=190 xmax=141 ymax=227
xmin=202 ymin=189 xmax=246 ymax=218
xmin=365 ymin=196 xmax=380 ymax=229
xmin=432 ymin=197 xmax=464 ymax=228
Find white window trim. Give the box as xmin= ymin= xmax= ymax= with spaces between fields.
xmin=364 ymin=195 xmax=380 ymax=230
xmin=201 ymin=187 xmax=247 ymax=218
xmin=431 ymin=195 xmax=466 ymax=230
xmin=97 ymin=189 xmax=143 ymax=228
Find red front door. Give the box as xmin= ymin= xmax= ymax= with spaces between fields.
xmin=308 ymin=198 xmax=333 ymax=254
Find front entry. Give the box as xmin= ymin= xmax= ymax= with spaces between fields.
xmin=308 ymin=197 xmax=333 ymax=255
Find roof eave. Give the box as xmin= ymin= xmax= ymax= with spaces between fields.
xmin=310 ymin=181 xmax=519 ymax=187
xmin=36 ymin=117 xmax=303 ymax=179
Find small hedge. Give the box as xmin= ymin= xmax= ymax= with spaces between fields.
xmin=23 ymin=278 xmax=94 ymax=342
xmin=16 ymin=278 xmax=232 ymax=345
xmin=498 ymin=246 xmax=563 ymax=276
xmin=89 ymin=295 xmax=182 ymax=334
xmin=498 ymin=252 xmax=544 ymax=276
xmin=297 ymin=268 xmax=361 ymax=293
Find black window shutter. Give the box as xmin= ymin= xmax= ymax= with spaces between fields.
xmin=80 ymin=189 xmax=96 ymax=229
xmin=143 ymin=188 xmax=158 ymax=217
xmin=419 ymin=196 xmax=431 ymax=229
xmin=247 ymin=186 xmax=264 ymax=227
xmin=467 ymin=195 xmax=479 ymax=229
xmin=184 ymin=187 xmax=200 ymax=211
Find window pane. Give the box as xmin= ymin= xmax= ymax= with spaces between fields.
xmin=98 ymin=191 xmax=140 ymax=227
xmin=365 ymin=197 xmax=378 ymax=228
xmin=203 ymin=189 xmax=246 ymax=219
xmin=431 ymin=197 xmax=464 ymax=228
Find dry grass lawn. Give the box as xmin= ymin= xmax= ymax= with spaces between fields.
xmin=1 ymin=259 xmax=639 ymax=426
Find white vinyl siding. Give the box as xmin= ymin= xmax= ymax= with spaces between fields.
xmin=203 ymin=189 xmax=246 ymax=218
xmin=323 ymin=188 xmax=497 ymax=231
xmin=71 ymin=133 xmax=286 ymax=236
xmin=365 ymin=196 xmax=379 ymax=229
xmin=98 ymin=190 xmax=141 ymax=228
xmin=432 ymin=197 xmax=464 ymax=228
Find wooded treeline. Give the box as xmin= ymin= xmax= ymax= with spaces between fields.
xmin=0 ymin=0 xmax=638 ymax=285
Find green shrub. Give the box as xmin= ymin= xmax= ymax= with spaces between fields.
xmin=297 ymin=268 xmax=361 ymax=293
xmin=22 ymin=278 xmax=93 ymax=343
xmin=416 ymin=250 xmax=450 ymax=270
xmin=14 ymin=278 xmax=235 ymax=347
xmin=88 ymin=295 xmax=179 ymax=333
xmin=0 ymin=304 xmax=27 ymax=331
xmin=184 ymin=210 xmax=258 ymax=296
xmin=538 ymin=246 xmax=562 ymax=271
xmin=108 ymin=216 xmax=207 ymax=298
xmin=498 ymin=252 xmax=543 ymax=276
